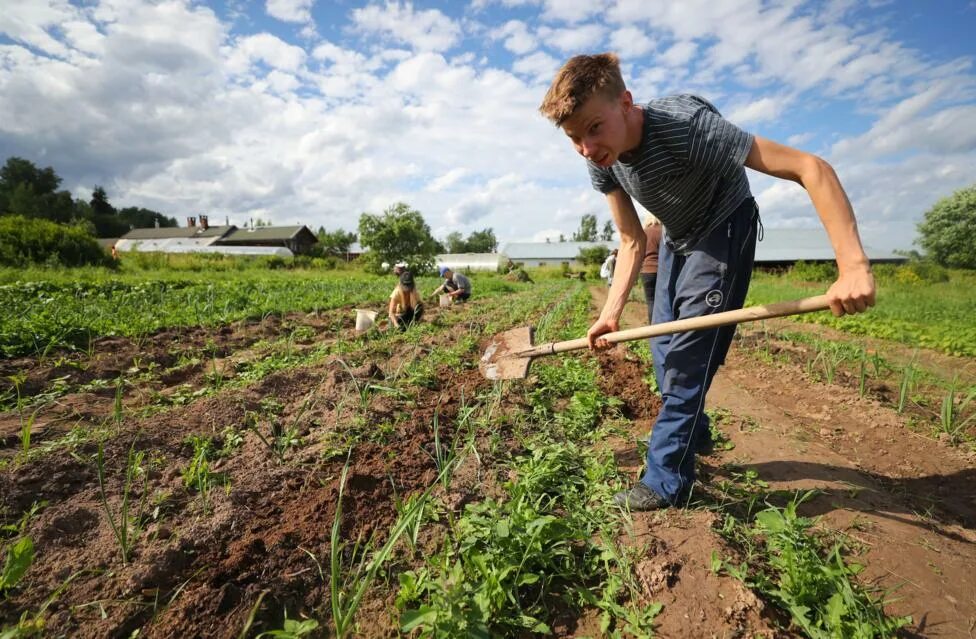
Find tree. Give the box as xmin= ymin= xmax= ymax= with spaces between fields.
xmin=465 ymin=228 xmax=498 ymax=253
xmin=572 ymin=214 xmax=598 ymax=242
xmin=443 ymin=228 xmax=497 ymax=253
xmin=316 ymin=227 xmax=357 ymax=256
xmin=600 ymin=220 xmax=615 ymax=241
xmin=90 ymin=186 xmax=115 ymax=217
xmin=117 ymin=207 xmax=178 ymax=229
xmin=445 ymin=231 xmax=466 ymax=253
xmin=917 ymin=184 xmax=976 ymax=269
xmin=0 ymin=215 xmax=112 ymax=268
xmin=358 ymin=202 xmax=440 ymax=274
xmin=577 ymin=245 xmax=610 ymax=266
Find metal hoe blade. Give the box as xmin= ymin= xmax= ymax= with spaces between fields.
xmin=479 ymin=326 xmax=535 ymax=380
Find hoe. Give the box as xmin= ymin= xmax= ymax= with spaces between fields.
xmin=480 ymin=295 xmax=832 ymax=380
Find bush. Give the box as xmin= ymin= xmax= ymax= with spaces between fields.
xmin=789 ymin=261 xmax=837 ymax=282
xmin=917 ymin=184 xmax=976 ymax=269
xmin=0 ymin=215 xmax=112 ymax=268
xmin=874 ymin=261 xmax=949 ymax=285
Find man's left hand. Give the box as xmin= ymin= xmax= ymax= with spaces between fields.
xmin=826 ymin=265 xmax=876 ymax=316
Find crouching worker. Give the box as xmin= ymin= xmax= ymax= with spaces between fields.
xmin=388 ymin=271 xmax=424 ymax=330
xmin=432 ymin=266 xmax=472 ymax=302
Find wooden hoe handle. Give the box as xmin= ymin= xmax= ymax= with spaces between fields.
xmin=526 ymin=295 xmax=832 ymax=357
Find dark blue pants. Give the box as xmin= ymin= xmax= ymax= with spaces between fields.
xmin=642 ymin=198 xmax=758 ymax=503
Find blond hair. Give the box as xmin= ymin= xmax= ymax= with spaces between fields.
xmin=539 ymin=53 xmax=626 ymax=125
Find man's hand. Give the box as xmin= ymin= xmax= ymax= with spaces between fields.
xmin=586 ymin=316 xmax=619 ymax=350
xmin=826 ymin=264 xmax=876 ymax=316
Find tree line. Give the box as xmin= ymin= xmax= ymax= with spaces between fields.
xmin=1 ymin=157 xmax=177 ymax=238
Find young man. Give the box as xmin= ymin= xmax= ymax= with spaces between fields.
xmin=432 ymin=267 xmax=472 ymax=302
xmin=540 ymin=53 xmax=875 ymax=510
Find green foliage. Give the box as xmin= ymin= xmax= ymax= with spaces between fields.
xmin=577 ymin=245 xmax=610 ymax=266
xmin=358 ymin=202 xmax=440 ymax=274
xmin=917 ymin=183 xmax=976 ymax=268
xmin=444 ymin=228 xmax=499 ymax=253
xmin=789 ymin=261 xmax=838 ymax=282
xmin=0 ymin=537 xmax=34 ymax=595
xmin=572 ymin=213 xmax=599 ymax=242
xmin=746 ymin=496 xmax=910 ymax=638
xmin=600 ymin=220 xmax=615 ymax=241
xmin=747 ymin=269 xmax=976 ymax=357
xmin=315 ymin=228 xmax=357 ymax=256
xmin=0 ymin=215 xmax=112 ymax=268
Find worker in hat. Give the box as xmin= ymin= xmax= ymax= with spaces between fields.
xmin=388 ymin=270 xmax=424 ymax=330
xmin=432 ymin=266 xmax=472 ymax=302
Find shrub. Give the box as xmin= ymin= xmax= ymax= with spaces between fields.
xmin=917 ymin=184 xmax=976 ymax=269
xmin=789 ymin=261 xmax=837 ymax=282
xmin=0 ymin=215 xmax=112 ymax=268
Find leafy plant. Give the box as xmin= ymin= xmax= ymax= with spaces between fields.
xmin=0 ymin=537 xmax=34 ymax=596
xmin=95 ymin=439 xmax=149 ymax=564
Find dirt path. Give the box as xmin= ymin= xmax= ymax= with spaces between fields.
xmin=590 ymin=286 xmax=976 ymax=638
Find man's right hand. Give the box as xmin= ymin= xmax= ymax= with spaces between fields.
xmin=586 ymin=316 xmax=619 ymax=350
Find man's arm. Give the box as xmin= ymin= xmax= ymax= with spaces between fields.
xmin=587 ymin=189 xmax=645 ymax=349
xmin=744 ymin=136 xmax=875 ymax=316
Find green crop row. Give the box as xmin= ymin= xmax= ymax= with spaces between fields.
xmin=746 ymin=269 xmax=976 ymax=357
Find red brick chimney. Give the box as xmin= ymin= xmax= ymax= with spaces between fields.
xmin=187 ymin=216 xmax=196 ymax=227
xmin=200 ymin=215 xmax=209 ymax=230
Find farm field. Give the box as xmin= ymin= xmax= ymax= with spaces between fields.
xmin=1 ymin=266 xmax=975 ymax=638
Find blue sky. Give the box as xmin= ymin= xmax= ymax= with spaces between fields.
xmin=2 ymin=0 xmax=975 ymax=252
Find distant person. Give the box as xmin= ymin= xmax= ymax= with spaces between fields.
xmin=388 ymin=270 xmax=424 ymax=330
xmin=641 ymin=216 xmax=663 ymax=324
xmin=600 ymin=248 xmax=618 ymax=287
xmin=432 ymin=267 xmax=472 ymax=302
xmin=111 ymin=244 xmax=119 ymax=260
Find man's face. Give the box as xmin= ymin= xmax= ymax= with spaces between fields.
xmin=443 ymin=270 xmax=453 ymax=279
xmin=561 ymin=91 xmax=632 ymax=168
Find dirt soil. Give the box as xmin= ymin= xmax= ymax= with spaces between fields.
xmin=0 ymin=295 xmax=537 ymax=638
xmin=2 ymin=284 xmax=974 ymax=638
xmin=593 ymin=286 xmax=976 ymax=638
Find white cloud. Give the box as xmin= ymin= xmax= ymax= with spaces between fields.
xmin=659 ymin=40 xmax=696 ymax=67
xmin=609 ymin=25 xmax=655 ymax=59
xmin=539 ymin=0 xmax=600 ymax=24
xmin=727 ymin=95 xmax=790 ymax=126
xmin=490 ymin=20 xmax=537 ymax=55
xmin=351 ymin=1 xmax=461 ymax=52
xmin=537 ymin=23 xmax=605 ymax=53
xmin=512 ymin=50 xmax=560 ymax=82
xmin=226 ymin=33 xmax=307 ymax=74
xmin=427 ymin=167 xmax=469 ymax=192
xmin=266 ymin=0 xmax=314 ymax=23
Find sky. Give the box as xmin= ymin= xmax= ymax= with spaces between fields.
xmin=1 ymin=0 xmax=975 ymax=252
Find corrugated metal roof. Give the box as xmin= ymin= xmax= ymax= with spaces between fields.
xmin=502 ymin=231 xmax=903 ymax=263
xmin=436 ymin=253 xmax=504 ymax=271
xmin=754 ymin=228 xmax=903 ymax=262
xmin=500 ymin=241 xmax=615 ymax=260
xmin=121 ymin=225 xmax=232 ymax=240
xmin=219 ymin=225 xmax=314 ymax=242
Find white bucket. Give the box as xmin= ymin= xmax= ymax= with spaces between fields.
xmin=439 ymin=294 xmax=452 ymax=307
xmin=354 ymin=309 xmax=378 ymax=331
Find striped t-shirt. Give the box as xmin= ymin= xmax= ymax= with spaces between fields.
xmin=587 ymin=95 xmax=754 ymax=255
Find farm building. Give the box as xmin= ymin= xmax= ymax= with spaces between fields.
xmin=217 ymin=225 xmax=318 ymax=255
xmin=114 ymin=217 xmax=318 ymax=256
xmin=500 ymin=241 xmax=615 ymax=268
xmin=435 ymin=253 xmax=506 ymax=272
xmin=501 ymin=229 xmax=904 ymax=268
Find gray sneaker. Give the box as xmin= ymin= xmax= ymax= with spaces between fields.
xmin=613 ymin=483 xmax=669 ymax=511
